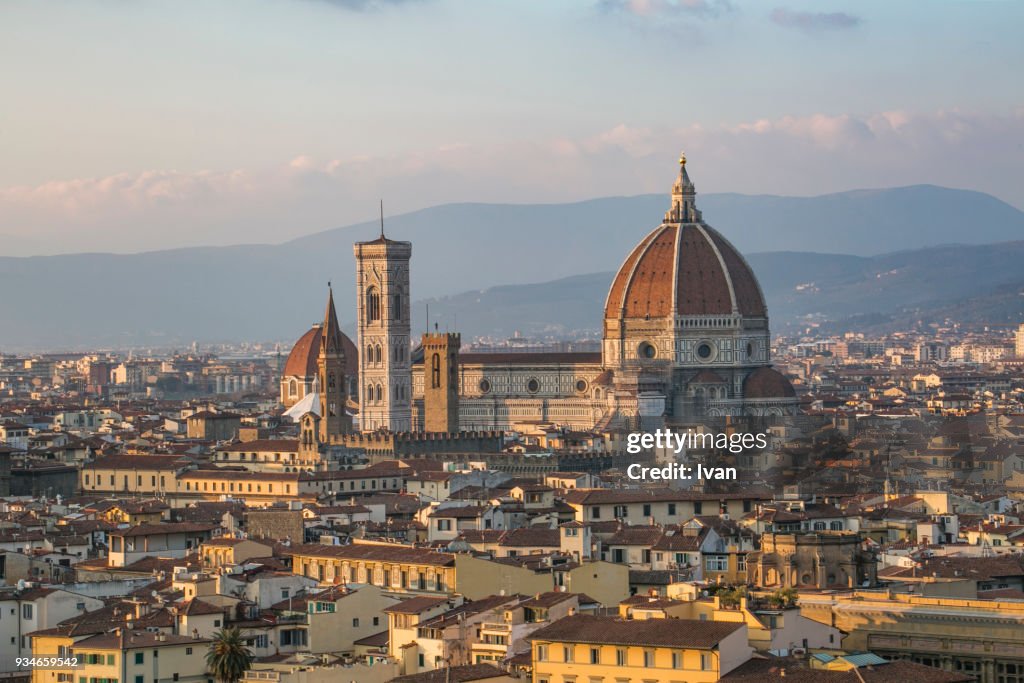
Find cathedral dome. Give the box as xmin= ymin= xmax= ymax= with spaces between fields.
xmin=603 ymin=155 xmax=766 ymax=322
xmin=743 ymin=366 xmax=796 ymax=399
xmin=283 ymin=324 xmax=357 ymax=378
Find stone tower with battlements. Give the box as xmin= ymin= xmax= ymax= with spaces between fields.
xmin=422 ymin=332 xmax=460 ymax=433
xmin=354 ymin=231 xmax=412 ymax=432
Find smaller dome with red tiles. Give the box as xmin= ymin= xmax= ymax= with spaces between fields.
xmin=743 ymin=367 xmax=796 ymax=399
xmin=283 ymin=324 xmax=357 ymax=379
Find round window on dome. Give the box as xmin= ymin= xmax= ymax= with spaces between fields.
xmin=527 ymin=378 xmax=540 ymax=393
xmin=639 ymin=342 xmax=656 ymax=359
xmin=575 ymin=379 xmax=588 ymax=393
xmin=696 ymin=343 xmax=713 ymax=360
xmin=479 ymin=379 xmax=491 ymax=394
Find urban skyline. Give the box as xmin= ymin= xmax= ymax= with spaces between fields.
xmin=3 ymin=2 xmax=1024 ymax=682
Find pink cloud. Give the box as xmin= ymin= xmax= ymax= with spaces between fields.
xmin=2 ymin=108 xmax=1021 ymax=255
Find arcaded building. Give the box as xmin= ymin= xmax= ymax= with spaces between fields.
xmin=281 ymin=155 xmax=797 ymax=435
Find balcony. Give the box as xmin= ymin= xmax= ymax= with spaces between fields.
xmin=480 ymin=622 xmax=511 ymax=633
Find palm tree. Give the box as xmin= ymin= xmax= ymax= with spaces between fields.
xmin=206 ymin=626 xmax=254 ymax=683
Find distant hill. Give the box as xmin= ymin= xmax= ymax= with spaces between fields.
xmin=0 ymin=185 xmax=1022 ymax=349
xmin=421 ymin=243 xmax=1024 ymax=339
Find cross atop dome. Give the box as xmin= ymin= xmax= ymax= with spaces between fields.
xmin=665 ymin=151 xmax=701 ymax=224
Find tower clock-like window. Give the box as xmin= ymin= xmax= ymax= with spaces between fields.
xmin=431 ymin=353 xmax=441 ymax=388
xmin=366 ymin=286 xmax=381 ymax=322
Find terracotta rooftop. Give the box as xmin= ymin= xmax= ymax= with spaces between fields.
xmin=284 ymin=542 xmax=455 ymax=567
xmin=604 ymin=218 xmax=766 ymax=321
xmin=529 ymin=614 xmax=743 ymax=648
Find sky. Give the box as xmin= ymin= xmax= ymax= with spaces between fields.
xmin=1 ymin=0 xmax=1022 ymax=256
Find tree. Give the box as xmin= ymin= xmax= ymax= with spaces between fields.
xmin=206 ymin=626 xmax=254 ymax=683
xmin=768 ymin=587 xmax=798 ymax=608
xmin=718 ymin=586 xmax=746 ymax=609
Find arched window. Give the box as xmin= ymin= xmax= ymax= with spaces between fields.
xmin=431 ymin=353 xmax=441 ymax=388
xmin=366 ymin=384 xmax=373 ymax=403
xmin=366 ymin=344 xmax=373 ymax=364
xmin=392 ymin=293 xmax=402 ymax=320
xmin=288 ymin=379 xmax=297 ymax=397
xmin=375 ymin=344 xmax=382 ymax=363
xmin=376 ymin=384 xmax=383 ymax=402
xmin=366 ymin=286 xmax=380 ymax=322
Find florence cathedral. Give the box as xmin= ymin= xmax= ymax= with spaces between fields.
xmin=279 ymin=155 xmax=797 ymax=437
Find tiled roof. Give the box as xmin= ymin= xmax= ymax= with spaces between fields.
xmin=112 ymin=522 xmax=217 ymax=537
xmin=529 ymin=614 xmax=742 ymax=648
xmin=721 ymin=657 xmax=974 ymax=682
xmin=284 ymin=542 xmax=455 ymax=567
xmin=216 ymin=439 xmax=299 ymax=453
xmin=499 ymin=528 xmax=560 ymax=548
xmin=383 ymin=596 xmax=449 ymax=614
xmin=390 ymin=663 xmax=509 ymax=683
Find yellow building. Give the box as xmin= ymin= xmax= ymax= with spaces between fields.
xmin=800 ymin=590 xmax=1024 ymax=682
xmin=564 ymin=489 xmax=766 ymax=527
xmin=176 ymin=469 xmax=305 ymax=503
xmin=101 ymin=499 xmax=169 ymax=525
xmin=529 ymin=614 xmax=750 ymax=683
xmin=454 ymin=554 xmax=630 ymax=608
xmin=619 ymin=593 xmax=843 ymax=655
xmin=31 ymin=629 xmax=212 ymax=683
xmin=200 ymin=537 xmax=276 ymax=568
xmin=287 ymin=540 xmax=456 ymax=593
xmin=80 ymin=455 xmax=190 ymax=495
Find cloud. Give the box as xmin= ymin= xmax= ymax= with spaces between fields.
xmin=770 ymin=7 xmax=860 ymax=32
xmin=306 ymin=0 xmax=427 ymax=11
xmin=597 ymin=0 xmax=733 ymax=18
xmin=2 ymin=108 xmax=1022 ymax=255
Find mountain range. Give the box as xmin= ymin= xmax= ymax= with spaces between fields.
xmin=1 ymin=185 xmax=1022 ymax=349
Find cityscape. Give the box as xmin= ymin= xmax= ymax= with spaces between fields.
xmin=3 ymin=156 xmax=1024 ymax=683
xmin=3 ymin=2 xmax=1024 ymax=683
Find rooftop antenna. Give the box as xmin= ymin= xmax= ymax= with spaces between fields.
xmin=379 ymin=199 xmax=385 ymax=239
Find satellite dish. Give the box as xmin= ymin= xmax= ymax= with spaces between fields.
xmin=17 ymin=579 xmax=26 ymax=591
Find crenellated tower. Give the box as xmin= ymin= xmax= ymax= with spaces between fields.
xmin=422 ymin=331 xmax=460 ymax=433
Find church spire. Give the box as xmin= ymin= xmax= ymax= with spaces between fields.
xmin=318 ymin=282 xmax=351 ymax=438
xmin=665 ymin=151 xmax=701 ymax=224
xmin=322 ymin=282 xmax=341 ymax=355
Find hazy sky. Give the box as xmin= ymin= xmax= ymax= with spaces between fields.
xmin=1 ymin=0 xmax=1022 ymax=255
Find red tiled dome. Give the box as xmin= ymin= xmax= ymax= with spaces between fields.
xmin=283 ymin=325 xmax=357 ymax=378
xmin=743 ymin=367 xmax=796 ymax=399
xmin=604 ymin=223 xmax=767 ymax=320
